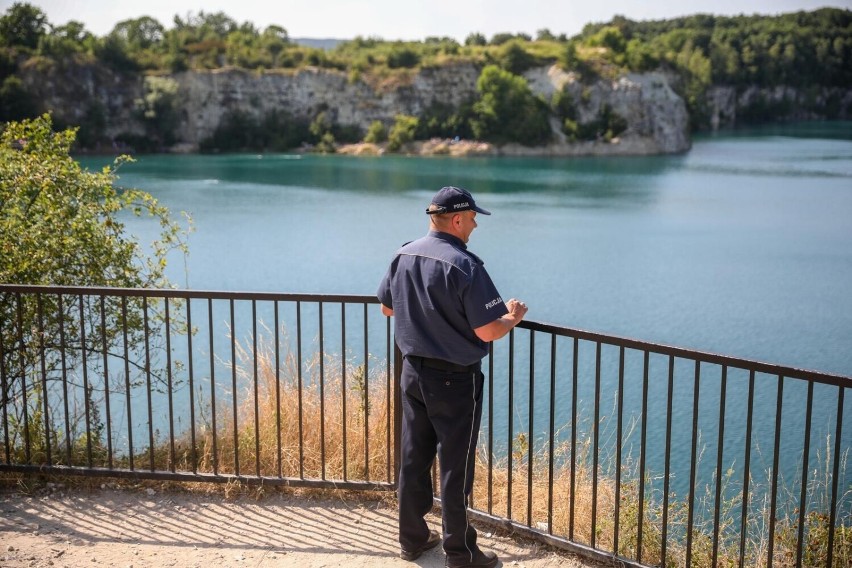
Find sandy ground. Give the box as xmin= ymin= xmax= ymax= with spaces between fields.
xmin=0 ymin=484 xmax=604 ymax=568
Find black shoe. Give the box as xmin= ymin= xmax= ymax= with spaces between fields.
xmin=446 ymin=550 xmax=498 ymax=568
xmin=400 ymin=529 xmax=441 ymax=561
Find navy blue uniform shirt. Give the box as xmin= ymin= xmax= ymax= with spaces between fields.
xmin=377 ymin=230 xmax=509 ymax=366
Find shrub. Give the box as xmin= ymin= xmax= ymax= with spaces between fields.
xmin=386 ymin=46 xmax=420 ymax=69
xmin=496 ymin=41 xmax=537 ymax=75
xmin=387 ymin=114 xmax=418 ymax=152
xmin=364 ymin=120 xmax=387 ymax=143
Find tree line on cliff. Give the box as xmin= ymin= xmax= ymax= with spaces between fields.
xmin=1 ymin=2 xmax=850 ymax=151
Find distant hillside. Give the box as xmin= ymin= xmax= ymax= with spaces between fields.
xmin=291 ymin=38 xmax=344 ymax=50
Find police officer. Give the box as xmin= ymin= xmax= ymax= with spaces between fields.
xmin=377 ymin=186 xmax=528 ymax=568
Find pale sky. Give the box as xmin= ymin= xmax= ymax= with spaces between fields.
xmin=8 ymin=0 xmax=852 ymax=41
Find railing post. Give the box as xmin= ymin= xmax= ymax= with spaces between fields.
xmin=393 ymin=343 xmax=403 ymax=488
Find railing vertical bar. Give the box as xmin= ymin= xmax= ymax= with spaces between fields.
xmin=527 ymin=331 xmax=535 ymax=527
xmin=186 ymin=298 xmax=198 ymax=473
xmin=662 ymin=355 xmax=674 ymax=567
xmin=686 ymin=360 xmax=701 ymax=567
xmin=208 ymin=298 xmax=218 ymax=476
xmin=614 ymin=346 xmax=625 ymax=555
xmin=342 ymin=303 xmax=348 ymax=481
xmin=15 ymin=292 xmax=30 ymax=464
xmin=393 ymin=344 xmax=402 ymax=487
xmin=16 ymin=293 xmax=31 ymax=463
xmin=252 ymin=299 xmax=260 ymax=477
xmin=547 ymin=334 xmax=556 ymax=535
xmin=121 ymin=296 xmax=133 ymax=470
xmin=767 ymin=375 xmax=784 ymax=567
xmin=507 ymin=329 xmax=515 ymax=520
xmin=488 ymin=342 xmax=494 ymax=515
xmin=739 ymin=370 xmax=756 ymax=568
xmin=826 ymin=385 xmax=844 ymax=568
xmin=275 ymin=301 xmax=282 ymax=478
xmin=99 ymin=295 xmax=112 ymax=469
xmin=712 ymin=365 xmax=729 ymax=567
xmin=363 ymin=303 xmax=370 ymax=482
xmin=569 ymin=336 xmax=578 ymax=540
xmin=142 ymin=297 xmax=154 ymax=471
xmin=0 ymin=300 xmax=11 ymax=464
xmin=591 ymin=341 xmax=601 ymax=548
xmin=164 ymin=299 xmax=175 ymax=472
xmin=297 ymin=301 xmax=305 ymax=479
xmin=319 ymin=301 xmax=326 ymax=480
xmin=230 ymin=299 xmax=239 ymax=476
xmin=795 ymin=380 xmax=814 ymax=568
xmin=36 ymin=294 xmax=51 ymax=466
xmin=385 ymin=313 xmax=391 ymax=483
xmin=637 ymin=350 xmax=649 ymax=563
xmin=57 ymin=294 xmax=72 ymax=466
xmin=187 ymin=299 xmax=197 ymax=474
xmin=78 ymin=294 xmax=92 ymax=467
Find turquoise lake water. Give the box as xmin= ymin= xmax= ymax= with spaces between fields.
xmin=80 ymin=122 xmax=852 ymax=377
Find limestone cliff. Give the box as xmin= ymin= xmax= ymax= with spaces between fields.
xmin=20 ymin=60 xmax=693 ymax=155
xmin=173 ymin=63 xmax=691 ymax=155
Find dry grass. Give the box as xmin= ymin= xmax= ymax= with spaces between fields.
xmin=179 ymin=333 xmax=395 ymax=484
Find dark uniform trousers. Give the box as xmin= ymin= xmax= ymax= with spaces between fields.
xmin=398 ymin=356 xmax=485 ymax=563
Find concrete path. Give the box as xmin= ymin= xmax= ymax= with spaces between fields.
xmin=1 ymin=485 xmax=606 ymax=568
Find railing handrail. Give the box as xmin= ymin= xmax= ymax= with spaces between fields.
xmin=0 ymin=283 xmax=381 ymax=305
xmin=519 ymin=319 xmax=852 ymax=387
xmin=4 ymin=284 xmax=847 ymax=386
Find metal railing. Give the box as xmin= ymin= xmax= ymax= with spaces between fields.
xmin=2 ymin=284 xmax=850 ymax=567
xmin=0 ymin=285 xmax=397 ymax=491
xmin=469 ymin=322 xmax=851 ymax=568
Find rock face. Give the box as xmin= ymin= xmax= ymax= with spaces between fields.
xmin=174 ymin=62 xmax=483 ymax=145
xmin=521 ymin=68 xmax=691 ymax=155
xmin=21 ymin=59 xmax=694 ymax=155
xmin=19 ymin=58 xmax=145 ymax=139
xmin=707 ymin=85 xmax=852 ymax=129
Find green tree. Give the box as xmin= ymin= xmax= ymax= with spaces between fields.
xmin=133 ymin=75 xmax=180 ymax=148
xmin=0 ymin=115 xmax=189 ymax=442
xmin=0 ymin=74 xmax=37 ymax=121
xmin=496 ymin=41 xmax=536 ymax=75
xmin=110 ymin=16 xmax=165 ymax=51
xmin=364 ymin=120 xmax=388 ymax=143
xmin=588 ymin=25 xmax=627 ymax=54
xmin=0 ymin=115 xmax=186 ymax=286
xmin=106 ymin=16 xmax=166 ymax=69
xmin=260 ymin=25 xmax=289 ymax=65
xmin=0 ymin=2 xmax=48 ymax=50
xmin=559 ymin=41 xmax=579 ymax=70
xmin=489 ymin=32 xmax=517 ymax=46
xmin=387 ymin=114 xmax=418 ymax=152
xmin=536 ymin=28 xmax=556 ymax=41
xmin=39 ymin=21 xmax=97 ymax=57
xmin=386 ymin=45 xmax=420 ymax=68
xmin=464 ymin=33 xmax=486 ymax=46
xmin=471 ymin=65 xmax=551 ymax=146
